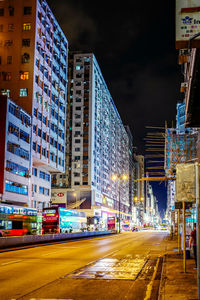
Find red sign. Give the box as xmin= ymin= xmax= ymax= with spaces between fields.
xmin=57 ymin=193 xmax=64 ymax=197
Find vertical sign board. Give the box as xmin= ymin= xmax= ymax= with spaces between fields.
xmin=176 ymin=0 xmax=200 ymax=49
xmin=176 ymin=163 xmax=196 ymax=202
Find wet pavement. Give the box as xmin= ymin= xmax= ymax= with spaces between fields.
xmin=67 ymin=256 xmax=147 ymax=280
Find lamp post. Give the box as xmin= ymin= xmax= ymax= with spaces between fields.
xmin=112 ymin=174 xmax=128 ymax=233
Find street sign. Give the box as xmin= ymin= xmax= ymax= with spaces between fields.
xmin=175 ymin=201 xmax=193 ymax=209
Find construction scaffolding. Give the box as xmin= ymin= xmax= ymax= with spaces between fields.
xmin=165 ymin=128 xmax=198 ymax=178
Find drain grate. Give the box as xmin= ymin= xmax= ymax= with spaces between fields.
xmin=66 ymin=257 xmax=147 ymax=280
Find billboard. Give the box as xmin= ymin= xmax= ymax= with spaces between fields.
xmin=67 ymin=191 xmax=91 ymax=209
xmin=176 ymin=163 xmax=196 ymax=202
xmin=176 ymin=0 xmax=200 ymax=49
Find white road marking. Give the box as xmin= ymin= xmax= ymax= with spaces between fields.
xmin=61 ymin=246 xmax=79 ymax=248
xmin=41 ymin=251 xmax=61 ymax=256
xmin=1 ymin=260 xmax=22 ymax=266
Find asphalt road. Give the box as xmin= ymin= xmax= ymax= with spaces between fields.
xmin=0 ymin=230 xmax=170 ymax=300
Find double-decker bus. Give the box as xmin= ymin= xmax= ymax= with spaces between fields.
xmin=0 ymin=204 xmax=37 ymax=236
xmin=42 ymin=207 xmax=87 ymax=234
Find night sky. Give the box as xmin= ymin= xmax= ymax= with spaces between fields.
xmin=47 ymin=0 xmax=182 ymax=212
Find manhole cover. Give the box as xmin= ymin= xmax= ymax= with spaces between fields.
xmin=66 ymin=257 xmax=147 ymax=280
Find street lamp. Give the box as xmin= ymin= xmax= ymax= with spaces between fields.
xmin=112 ymin=174 xmax=128 ymax=233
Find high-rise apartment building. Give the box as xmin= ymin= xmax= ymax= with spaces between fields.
xmin=0 ymin=0 xmax=68 ymax=209
xmin=52 ymin=52 xmax=130 ymax=229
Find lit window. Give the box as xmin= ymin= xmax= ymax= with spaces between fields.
xmin=2 ymin=72 xmax=11 ymax=81
xmin=23 ymin=23 xmax=31 ymax=31
xmin=19 ymin=88 xmax=28 ymax=97
xmin=20 ymin=71 xmax=29 ymax=80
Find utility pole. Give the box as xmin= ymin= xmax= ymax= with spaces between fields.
xmin=178 ymin=209 xmax=180 ymax=253
xmin=183 ymin=201 xmax=186 ymax=273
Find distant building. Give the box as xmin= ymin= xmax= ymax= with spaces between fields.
xmin=52 ymin=52 xmax=130 ymax=230
xmin=0 ymin=0 xmax=68 ymax=209
xmin=124 ymin=125 xmax=134 ymax=214
xmin=133 ymin=154 xmax=145 ymax=225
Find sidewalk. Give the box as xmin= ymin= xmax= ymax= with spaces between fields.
xmin=159 ymin=237 xmax=198 ymax=300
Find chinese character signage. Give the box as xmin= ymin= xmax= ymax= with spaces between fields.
xmin=176 ymin=0 xmax=200 ymax=49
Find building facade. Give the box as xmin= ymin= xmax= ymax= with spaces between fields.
xmin=0 ymin=96 xmax=31 ymax=207
xmin=52 ymin=52 xmax=130 ymax=230
xmin=0 ymin=0 xmax=68 ymax=209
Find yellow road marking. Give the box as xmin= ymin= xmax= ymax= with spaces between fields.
xmin=144 ymin=257 xmax=160 ymax=300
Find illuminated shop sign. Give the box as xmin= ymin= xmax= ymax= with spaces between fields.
xmin=176 ymin=0 xmax=200 ymax=48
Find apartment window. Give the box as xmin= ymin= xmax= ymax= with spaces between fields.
xmin=7 ymin=56 xmax=12 ymax=64
xmin=22 ymin=53 xmax=30 ymax=63
xmin=5 ymin=180 xmax=28 ymax=195
xmin=74 ymin=182 xmax=80 ymax=186
xmin=4 ymin=40 xmax=13 ymax=47
xmin=42 ymin=148 xmax=45 ymax=156
xmin=23 ymin=23 xmax=31 ymax=31
xmin=8 ymin=24 xmax=14 ymax=32
xmin=37 ymin=128 xmax=41 ymax=137
xmin=33 ymin=142 xmax=36 ymax=151
xmin=33 ymin=168 xmax=37 ymax=176
xmin=8 ymin=122 xmax=19 ymax=137
xmin=2 ymin=72 xmax=11 ymax=81
xmin=6 ymin=160 xmax=28 ymax=177
xmin=20 ymin=129 xmax=29 ymax=143
xmin=7 ymin=141 xmax=29 ymax=160
xmin=75 ymin=139 xmax=81 ymax=143
xmin=0 ymin=8 xmax=4 ymax=16
xmin=8 ymin=6 xmax=14 ymax=16
xmin=74 ymin=156 xmax=80 ymax=160
xmin=75 ymin=148 xmax=80 ymax=152
xmin=22 ymin=39 xmax=30 ymax=47
xmin=20 ymin=71 xmax=29 ymax=80
xmin=37 ymin=144 xmax=41 ymax=154
xmin=32 ymin=184 xmax=37 ymax=193
xmin=20 ymin=88 xmax=28 ymax=97
xmin=0 ymin=24 xmax=3 ymax=32
xmin=24 ymin=7 xmax=32 ymax=15
xmin=34 ymin=108 xmax=37 ymax=117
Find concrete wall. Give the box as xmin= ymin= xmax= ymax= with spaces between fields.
xmin=0 ymin=230 xmax=116 ymax=249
